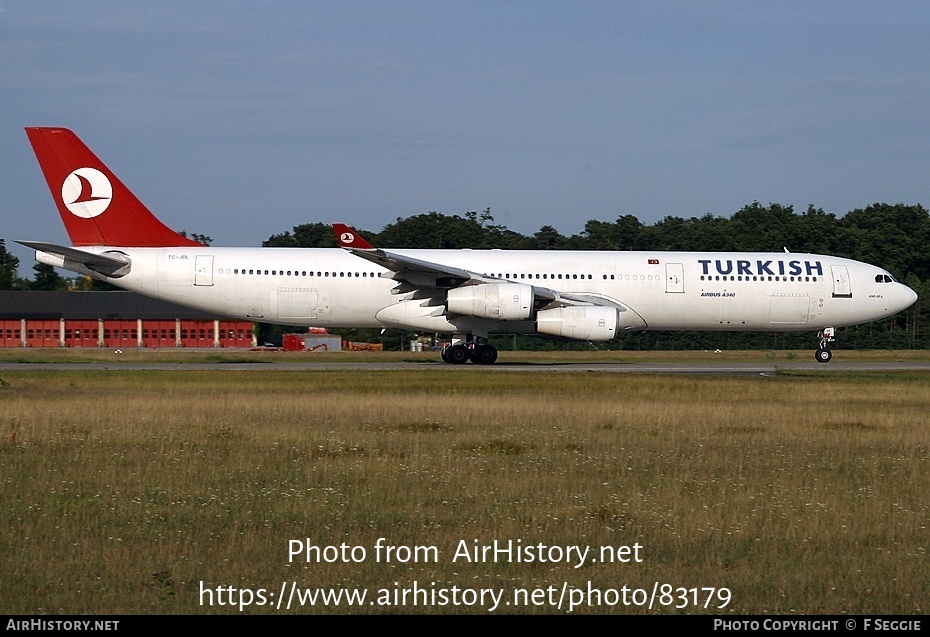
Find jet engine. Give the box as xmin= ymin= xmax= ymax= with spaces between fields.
xmin=447 ymin=283 xmax=533 ymax=320
xmin=536 ymin=306 xmax=618 ymax=340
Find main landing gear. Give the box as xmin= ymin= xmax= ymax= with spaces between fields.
xmin=440 ymin=336 xmax=499 ymax=365
xmin=815 ymin=327 xmax=835 ymax=363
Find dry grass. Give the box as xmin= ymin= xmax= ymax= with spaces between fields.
xmin=1 ymin=369 xmax=927 ymax=614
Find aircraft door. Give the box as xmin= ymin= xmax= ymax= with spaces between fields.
xmin=831 ymin=265 xmax=852 ymax=298
xmin=194 ymin=255 xmax=214 ymax=287
xmin=666 ymin=263 xmax=684 ymax=293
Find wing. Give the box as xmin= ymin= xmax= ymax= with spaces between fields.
xmin=333 ymin=223 xmax=476 ymax=290
xmin=332 ymin=223 xmax=632 ymax=314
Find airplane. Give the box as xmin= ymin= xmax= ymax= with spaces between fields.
xmin=20 ymin=127 xmax=918 ymax=364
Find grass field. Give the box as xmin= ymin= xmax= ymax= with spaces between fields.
xmin=1 ymin=364 xmax=928 ymax=614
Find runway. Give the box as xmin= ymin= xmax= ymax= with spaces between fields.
xmin=2 ymin=360 xmax=929 ymax=375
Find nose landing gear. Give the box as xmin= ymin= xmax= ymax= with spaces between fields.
xmin=815 ymin=327 xmax=835 ymax=363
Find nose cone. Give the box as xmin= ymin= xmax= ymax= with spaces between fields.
xmin=902 ymin=284 xmax=918 ymax=310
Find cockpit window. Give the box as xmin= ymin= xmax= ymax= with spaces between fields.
xmin=875 ymin=274 xmax=896 ymax=283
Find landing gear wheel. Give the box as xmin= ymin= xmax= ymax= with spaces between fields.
xmin=440 ymin=347 xmax=452 ymax=364
xmin=815 ymin=347 xmax=833 ymax=363
xmin=446 ymin=344 xmax=470 ymax=365
xmin=469 ymin=344 xmax=499 ymax=365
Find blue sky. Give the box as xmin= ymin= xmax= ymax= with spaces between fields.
xmin=3 ymin=1 xmax=930 ymax=271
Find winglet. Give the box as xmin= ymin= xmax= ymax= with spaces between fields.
xmin=333 ymin=223 xmax=374 ymax=250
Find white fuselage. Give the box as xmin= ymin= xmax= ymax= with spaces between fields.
xmin=74 ymin=246 xmax=917 ymax=335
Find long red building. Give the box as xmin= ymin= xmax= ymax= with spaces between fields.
xmin=0 ymin=291 xmax=254 ymax=348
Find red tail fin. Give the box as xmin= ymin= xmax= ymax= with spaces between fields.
xmin=26 ymin=127 xmax=202 ymax=247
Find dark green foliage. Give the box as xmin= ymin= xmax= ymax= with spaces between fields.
xmin=29 ymin=263 xmax=68 ymax=291
xmin=178 ymin=231 xmax=213 ymax=245
xmin=263 ymin=222 xmax=339 ymax=248
xmin=0 ymin=239 xmax=19 ymax=290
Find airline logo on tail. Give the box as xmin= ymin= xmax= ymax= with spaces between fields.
xmin=62 ymin=168 xmax=112 ymax=218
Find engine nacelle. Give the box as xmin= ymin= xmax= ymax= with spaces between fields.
xmin=536 ymin=306 xmax=618 ymax=341
xmin=447 ymin=283 xmax=533 ymax=320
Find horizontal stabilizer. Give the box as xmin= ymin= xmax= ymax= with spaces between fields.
xmin=16 ymin=240 xmax=131 ymax=277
